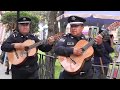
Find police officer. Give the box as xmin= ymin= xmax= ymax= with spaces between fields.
xmin=54 ymin=16 xmax=103 ymax=79
xmin=1 ymin=17 xmax=55 ymax=79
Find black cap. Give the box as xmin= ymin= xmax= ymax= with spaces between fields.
xmin=17 ymin=17 xmax=31 ymax=24
xmin=68 ymin=16 xmax=86 ymax=25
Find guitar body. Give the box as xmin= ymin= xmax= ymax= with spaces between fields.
xmin=7 ymin=33 xmax=64 ymax=65
xmin=7 ymin=40 xmax=37 ymax=65
xmin=58 ymin=40 xmax=94 ymax=74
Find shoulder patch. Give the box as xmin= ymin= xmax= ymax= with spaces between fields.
xmin=59 ymin=38 xmax=65 ymax=42
xmin=81 ymin=34 xmax=86 ymax=40
xmin=12 ymin=33 xmax=18 ymax=37
xmin=63 ymin=34 xmax=67 ymax=36
xmin=30 ymin=33 xmax=37 ymax=37
xmin=62 ymin=33 xmax=70 ymax=38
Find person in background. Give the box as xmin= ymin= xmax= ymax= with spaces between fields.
xmin=93 ymin=28 xmax=114 ymax=79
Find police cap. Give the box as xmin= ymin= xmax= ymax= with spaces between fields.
xmin=68 ymin=16 xmax=86 ymax=26
xmin=17 ymin=17 xmax=31 ymax=24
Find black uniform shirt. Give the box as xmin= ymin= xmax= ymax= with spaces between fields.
xmin=54 ymin=33 xmax=92 ymax=72
xmin=1 ymin=31 xmax=53 ymax=66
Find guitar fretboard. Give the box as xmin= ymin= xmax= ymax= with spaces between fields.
xmin=25 ymin=33 xmax=63 ymax=51
xmin=82 ymin=30 xmax=109 ymax=51
xmin=82 ymin=39 xmax=95 ymax=51
xmin=28 ymin=40 xmax=47 ymax=50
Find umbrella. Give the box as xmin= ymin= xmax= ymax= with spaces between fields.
xmin=57 ymin=11 xmax=120 ymax=27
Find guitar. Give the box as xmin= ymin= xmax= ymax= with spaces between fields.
xmin=58 ymin=30 xmax=110 ymax=74
xmin=7 ymin=33 xmax=63 ymax=65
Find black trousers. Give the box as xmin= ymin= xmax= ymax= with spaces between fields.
xmin=59 ymin=68 xmax=94 ymax=79
xmin=11 ymin=63 xmax=39 ymax=79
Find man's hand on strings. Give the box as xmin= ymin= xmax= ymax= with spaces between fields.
xmin=73 ymin=48 xmax=82 ymax=56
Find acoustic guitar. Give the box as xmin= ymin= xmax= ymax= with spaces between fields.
xmin=58 ymin=30 xmax=110 ymax=74
xmin=7 ymin=33 xmax=63 ymax=65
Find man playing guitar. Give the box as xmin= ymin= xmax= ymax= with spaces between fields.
xmin=1 ymin=17 xmax=55 ymax=79
xmin=54 ymin=16 xmax=103 ymax=79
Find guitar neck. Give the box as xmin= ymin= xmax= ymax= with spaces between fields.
xmin=82 ymin=30 xmax=109 ymax=51
xmin=26 ymin=33 xmax=63 ymax=51
xmin=82 ymin=39 xmax=95 ymax=51
xmin=28 ymin=40 xmax=47 ymax=50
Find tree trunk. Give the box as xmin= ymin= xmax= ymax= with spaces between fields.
xmin=45 ymin=11 xmax=59 ymax=79
xmin=16 ymin=11 xmax=20 ymax=30
xmin=40 ymin=11 xmax=58 ymax=79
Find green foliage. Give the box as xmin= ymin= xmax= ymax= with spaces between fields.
xmin=1 ymin=12 xmax=17 ymax=24
xmin=1 ymin=12 xmax=17 ymax=31
xmin=55 ymin=59 xmax=62 ymax=79
xmin=23 ymin=11 xmax=49 ymax=24
xmin=1 ymin=11 xmax=39 ymax=33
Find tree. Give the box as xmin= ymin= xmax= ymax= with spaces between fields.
xmin=46 ymin=11 xmax=59 ymax=79
xmin=38 ymin=11 xmax=60 ymax=79
xmin=27 ymin=11 xmax=50 ymax=24
xmin=1 ymin=11 xmax=39 ymax=33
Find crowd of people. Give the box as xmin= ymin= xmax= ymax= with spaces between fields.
xmin=0 ymin=15 xmax=117 ymax=79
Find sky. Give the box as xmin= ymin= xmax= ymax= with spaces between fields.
xmin=64 ymin=11 xmax=120 ymax=16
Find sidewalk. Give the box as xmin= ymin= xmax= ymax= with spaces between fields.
xmin=0 ymin=63 xmax=11 ymax=79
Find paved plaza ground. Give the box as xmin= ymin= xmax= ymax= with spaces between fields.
xmin=0 ymin=63 xmax=11 ymax=79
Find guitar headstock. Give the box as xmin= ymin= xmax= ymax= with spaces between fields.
xmin=100 ymin=30 xmax=110 ymax=41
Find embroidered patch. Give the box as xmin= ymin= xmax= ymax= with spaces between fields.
xmin=13 ymin=33 xmax=17 ymax=37
xmin=23 ymin=17 xmax=26 ymax=20
xmin=67 ymin=42 xmax=74 ymax=45
xmin=71 ymin=16 xmax=76 ymax=20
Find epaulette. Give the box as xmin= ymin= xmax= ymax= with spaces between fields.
xmin=12 ymin=31 xmax=19 ymax=37
xmin=81 ymin=34 xmax=86 ymax=40
xmin=63 ymin=33 xmax=70 ymax=37
xmin=31 ymin=33 xmax=35 ymax=36
xmin=63 ymin=34 xmax=67 ymax=37
xmin=30 ymin=33 xmax=37 ymax=38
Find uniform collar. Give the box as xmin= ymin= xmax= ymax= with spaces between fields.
xmin=18 ymin=32 xmax=30 ymax=37
xmin=69 ymin=33 xmax=84 ymax=39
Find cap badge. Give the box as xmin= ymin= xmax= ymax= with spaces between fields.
xmin=23 ymin=18 xmax=26 ymax=20
xmin=71 ymin=16 xmax=76 ymax=20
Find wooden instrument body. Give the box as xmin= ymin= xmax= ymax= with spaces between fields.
xmin=58 ymin=40 xmax=94 ymax=73
xmin=7 ymin=33 xmax=64 ymax=65
xmin=7 ymin=40 xmax=36 ymax=65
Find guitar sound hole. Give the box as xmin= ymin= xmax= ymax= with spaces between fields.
xmin=25 ymin=46 xmax=29 ymax=51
